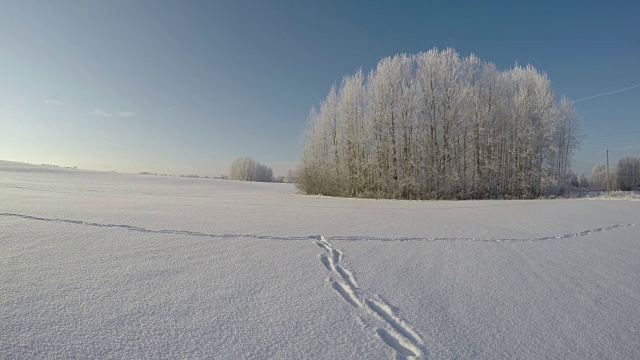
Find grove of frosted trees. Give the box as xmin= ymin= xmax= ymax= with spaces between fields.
xmin=229 ymin=157 xmax=274 ymax=182
xmin=588 ymin=156 xmax=640 ymax=191
xmin=617 ymin=156 xmax=640 ymax=191
xmin=297 ymin=48 xmax=581 ymax=199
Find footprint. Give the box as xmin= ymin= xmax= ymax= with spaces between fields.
xmin=336 ymin=265 xmax=358 ymax=289
xmin=331 ymin=280 xmax=362 ymax=308
xmin=315 ymin=241 xmax=332 ymax=252
xmin=331 ymin=248 xmax=342 ymax=264
xmin=376 ymin=328 xmax=420 ymax=358
xmin=320 ymin=254 xmax=334 ymax=272
xmin=366 ymin=299 xmax=422 ymax=345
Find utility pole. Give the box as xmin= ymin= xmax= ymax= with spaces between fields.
xmin=606 ymin=148 xmax=610 ymax=192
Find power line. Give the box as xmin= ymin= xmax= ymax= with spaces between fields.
xmin=609 ymin=143 xmax=640 ymax=151
xmin=574 ymin=144 xmax=640 ymax=164
xmin=582 ymin=129 xmax=640 ymax=140
xmin=574 ymin=155 xmax=601 ymax=164
xmin=581 ymin=136 xmax=640 ymax=146
xmin=574 ymin=84 xmax=640 ymax=102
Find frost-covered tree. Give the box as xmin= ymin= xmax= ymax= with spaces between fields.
xmin=590 ymin=163 xmax=618 ymax=190
xmin=590 ymin=164 xmax=607 ymax=189
xmin=577 ymin=172 xmax=590 ymax=188
xmin=297 ymin=48 xmax=581 ymax=199
xmin=229 ymin=157 xmax=274 ymax=182
xmin=617 ymin=156 xmax=640 ymax=191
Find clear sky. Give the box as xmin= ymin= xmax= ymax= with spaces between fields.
xmin=1 ymin=0 xmax=639 ymax=176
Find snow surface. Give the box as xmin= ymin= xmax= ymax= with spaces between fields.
xmin=1 ymin=160 xmax=639 ymax=359
xmin=583 ymin=191 xmax=640 ymax=201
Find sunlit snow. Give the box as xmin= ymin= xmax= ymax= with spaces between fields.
xmin=1 ymin=161 xmax=639 ymax=359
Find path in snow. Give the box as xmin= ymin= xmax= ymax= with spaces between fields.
xmin=0 ymin=212 xmax=634 ymax=243
xmin=313 ymin=236 xmax=426 ymax=358
xmin=7 ymin=210 xmax=635 ymax=358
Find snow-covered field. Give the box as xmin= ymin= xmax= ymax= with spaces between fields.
xmin=578 ymin=190 xmax=640 ymax=201
xmin=1 ymin=160 xmax=639 ymax=359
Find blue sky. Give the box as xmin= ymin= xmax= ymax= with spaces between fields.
xmin=1 ymin=0 xmax=639 ymax=176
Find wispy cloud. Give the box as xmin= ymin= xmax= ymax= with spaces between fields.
xmin=88 ymin=109 xmax=136 ymax=118
xmin=89 ymin=109 xmax=112 ymax=117
xmin=116 ymin=111 xmax=136 ymax=118
xmin=44 ymin=99 xmax=64 ymax=106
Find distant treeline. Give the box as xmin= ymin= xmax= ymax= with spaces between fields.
xmin=140 ymin=157 xmax=295 ymax=183
xmin=41 ymin=164 xmax=77 ymax=169
xmin=297 ymin=48 xmax=580 ymax=199
xmin=228 ymin=157 xmax=293 ymax=183
xmin=229 ymin=157 xmax=274 ymax=182
xmin=138 ymin=172 xmax=227 ymax=179
xmin=575 ymin=156 xmax=640 ymax=191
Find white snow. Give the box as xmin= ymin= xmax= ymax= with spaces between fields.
xmin=583 ymin=191 xmax=640 ymax=201
xmin=1 ymin=160 xmax=639 ymax=359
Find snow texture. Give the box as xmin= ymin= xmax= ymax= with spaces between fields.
xmin=583 ymin=191 xmax=640 ymax=201
xmin=1 ymin=161 xmax=639 ymax=359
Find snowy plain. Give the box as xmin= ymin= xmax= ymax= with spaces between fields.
xmin=1 ymin=160 xmax=639 ymax=359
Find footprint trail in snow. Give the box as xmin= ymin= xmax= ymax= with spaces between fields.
xmin=313 ymin=236 xmax=426 ymax=358
xmin=1 ymin=212 xmax=634 ymax=244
